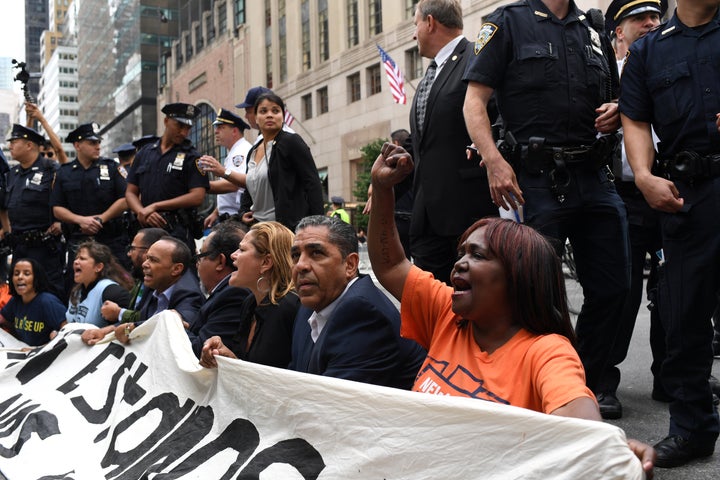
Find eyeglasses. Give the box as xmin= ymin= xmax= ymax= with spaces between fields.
xmin=126 ymin=245 xmax=149 ymax=253
xmin=195 ymin=250 xmax=216 ymax=262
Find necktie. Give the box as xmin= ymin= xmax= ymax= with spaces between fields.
xmin=148 ymin=293 xmax=168 ymax=318
xmin=415 ymin=60 xmax=437 ymax=134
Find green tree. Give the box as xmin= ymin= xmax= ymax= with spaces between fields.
xmin=353 ymin=138 xmax=387 ymax=231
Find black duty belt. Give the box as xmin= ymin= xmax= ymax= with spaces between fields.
xmin=661 ymin=151 xmax=720 ymax=183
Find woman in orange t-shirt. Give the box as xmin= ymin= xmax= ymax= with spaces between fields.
xmin=366 ymin=142 xmax=655 ymax=474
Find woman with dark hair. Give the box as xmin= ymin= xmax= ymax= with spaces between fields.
xmin=239 ymin=92 xmax=324 ymax=232
xmin=200 ymin=221 xmax=299 ymax=368
xmin=366 ymin=142 xmax=655 ymax=472
xmin=0 ymin=258 xmax=66 ymax=346
xmin=65 ymin=241 xmax=132 ymax=327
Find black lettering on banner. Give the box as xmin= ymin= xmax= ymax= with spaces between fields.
xmin=0 ymin=395 xmax=60 ymax=458
xmin=57 ymin=342 xmax=126 ymax=395
xmin=237 ymin=438 xmax=326 ymax=479
xmin=159 ymin=418 xmax=260 ymax=480
xmin=101 ymin=392 xmax=195 ymax=477
xmin=64 ymin=352 xmax=147 ymax=425
xmin=15 ymin=339 xmax=68 ymax=385
xmin=36 ymin=472 xmax=75 ymax=479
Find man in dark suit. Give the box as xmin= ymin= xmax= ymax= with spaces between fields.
xmin=288 ymin=216 xmax=425 ymax=389
xmin=186 ymin=222 xmax=250 ymax=357
xmin=82 ymin=235 xmax=204 ymax=345
xmin=408 ymin=0 xmax=496 ymax=284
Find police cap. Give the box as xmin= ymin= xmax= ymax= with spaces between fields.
xmin=6 ymin=124 xmax=45 ymax=145
xmin=331 ymin=196 xmax=345 ymax=205
xmin=605 ymin=0 xmax=665 ymax=35
xmin=112 ymin=143 xmax=136 ymax=155
xmin=132 ymin=135 xmax=159 ymax=150
xmin=66 ymin=123 xmax=102 ymax=143
xmin=161 ymin=102 xmax=199 ymax=126
xmin=212 ymin=108 xmax=250 ymax=131
xmin=236 ymin=86 xmax=272 ymax=109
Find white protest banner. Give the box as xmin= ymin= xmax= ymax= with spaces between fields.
xmin=0 ymin=312 xmax=644 ymax=479
xmin=0 ymin=329 xmax=28 ymax=350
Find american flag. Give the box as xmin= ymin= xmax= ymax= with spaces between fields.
xmin=284 ymin=110 xmax=295 ymax=127
xmin=376 ymin=45 xmax=407 ymax=105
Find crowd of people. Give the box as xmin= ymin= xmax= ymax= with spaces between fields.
xmin=1 ymin=0 xmax=719 ymax=474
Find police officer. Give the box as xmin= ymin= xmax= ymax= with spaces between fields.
xmin=463 ymin=0 xmax=631 ymax=408
xmin=197 ymin=108 xmax=252 ymax=228
xmin=620 ymin=0 xmax=720 ymax=468
xmin=125 ymin=103 xmax=209 ymax=253
xmin=327 ymin=196 xmax=350 ymax=223
xmin=594 ymin=0 xmax=665 ymax=420
xmin=113 ymin=143 xmax=136 ymax=179
xmin=2 ymin=124 xmax=64 ymax=298
xmin=52 ymin=123 xmax=129 ymax=287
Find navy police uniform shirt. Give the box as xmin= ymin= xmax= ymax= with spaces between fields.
xmin=51 ymin=157 xmax=127 ymax=216
xmin=126 ymin=139 xmax=208 ymax=206
xmin=5 ymin=155 xmax=59 ymax=231
xmin=619 ymin=10 xmax=720 ymax=158
xmin=463 ymin=0 xmax=618 ymax=146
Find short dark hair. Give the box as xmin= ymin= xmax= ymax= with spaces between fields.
xmin=138 ymin=228 xmax=167 ymax=248
xmin=158 ymin=236 xmax=193 ymax=271
xmin=391 ymin=129 xmax=410 ymax=145
xmin=296 ymin=215 xmax=358 ymax=258
xmin=457 ymin=218 xmax=575 ymax=343
xmin=417 ymin=0 xmax=463 ymax=30
xmin=207 ymin=221 xmax=246 ymax=270
xmin=9 ymin=258 xmax=52 ymax=297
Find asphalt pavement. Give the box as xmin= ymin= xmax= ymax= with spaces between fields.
xmin=359 ymin=246 xmax=719 ymax=479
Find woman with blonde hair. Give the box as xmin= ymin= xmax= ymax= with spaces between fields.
xmin=200 ymin=221 xmax=299 ymax=368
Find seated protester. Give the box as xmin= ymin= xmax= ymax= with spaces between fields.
xmin=200 ymin=221 xmax=299 ymax=368
xmin=367 ymin=142 xmax=655 ymax=472
xmin=0 ymin=258 xmax=66 ymax=346
xmin=186 ymin=222 xmax=251 ymax=357
xmin=83 ymin=236 xmax=204 ymax=345
xmin=66 ymin=241 xmax=132 ymax=327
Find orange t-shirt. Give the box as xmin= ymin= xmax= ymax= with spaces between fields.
xmin=401 ymin=266 xmax=595 ymax=414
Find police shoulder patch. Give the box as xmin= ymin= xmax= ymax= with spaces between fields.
xmin=474 ymin=23 xmax=498 ymax=55
xmin=195 ymin=157 xmax=207 ymax=176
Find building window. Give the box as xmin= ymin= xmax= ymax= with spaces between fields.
xmin=159 ymin=53 xmax=168 ymax=87
xmin=367 ymin=63 xmax=382 ymax=96
xmin=185 ymin=33 xmax=193 ymax=60
xmin=301 ymin=93 xmax=313 ymax=120
xmin=368 ymin=0 xmax=382 ymax=36
xmin=406 ymin=46 xmax=422 ymax=80
xmin=319 ymin=0 xmax=329 ymax=62
xmin=301 ymin=0 xmax=311 ymax=71
xmin=317 ymin=86 xmax=329 ymax=114
xmin=405 ymin=0 xmax=419 ymax=19
xmin=218 ymin=1 xmax=227 ymax=34
xmin=347 ymin=0 xmax=359 ymax=48
xmin=206 ymin=13 xmax=215 ymax=43
xmin=265 ymin=0 xmax=273 ymax=88
xmin=195 ymin=23 xmax=203 ymax=52
xmin=348 ymin=72 xmax=361 ymax=103
xmin=233 ymin=0 xmax=245 ymax=28
xmin=279 ymin=0 xmax=287 ymax=82
xmin=175 ymin=42 xmax=183 ymax=68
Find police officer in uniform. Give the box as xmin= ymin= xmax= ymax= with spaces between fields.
xmin=113 ymin=142 xmax=136 ymax=179
xmin=620 ymin=0 xmax=720 ymax=467
xmin=2 ymin=124 xmax=65 ymax=298
xmin=125 ymin=103 xmax=209 ymax=253
xmin=52 ymin=123 xmax=129 ymax=287
xmin=594 ymin=0 xmax=665 ymax=419
xmin=462 ymin=0 xmax=631 ymax=410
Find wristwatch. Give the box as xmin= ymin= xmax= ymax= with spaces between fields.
xmin=223 ymin=168 xmax=232 ymax=179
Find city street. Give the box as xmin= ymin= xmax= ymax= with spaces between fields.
xmin=359 ymin=247 xmax=719 ymax=479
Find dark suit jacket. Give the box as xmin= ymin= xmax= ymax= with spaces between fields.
xmin=186 ymin=275 xmax=251 ymax=357
xmin=289 ymin=275 xmax=426 ymax=390
xmin=137 ymin=269 xmax=204 ymax=325
xmin=240 ymin=129 xmax=324 ymax=232
xmin=409 ymin=37 xmax=496 ymax=237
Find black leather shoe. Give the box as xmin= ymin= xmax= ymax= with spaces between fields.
xmin=654 ymin=435 xmax=714 ymax=468
xmin=596 ymin=392 xmax=622 ymax=420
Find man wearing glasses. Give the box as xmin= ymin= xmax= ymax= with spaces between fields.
xmin=51 ymin=123 xmax=130 ymax=294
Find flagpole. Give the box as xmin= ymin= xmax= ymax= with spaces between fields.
xmin=288 ymin=118 xmax=317 ymax=144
